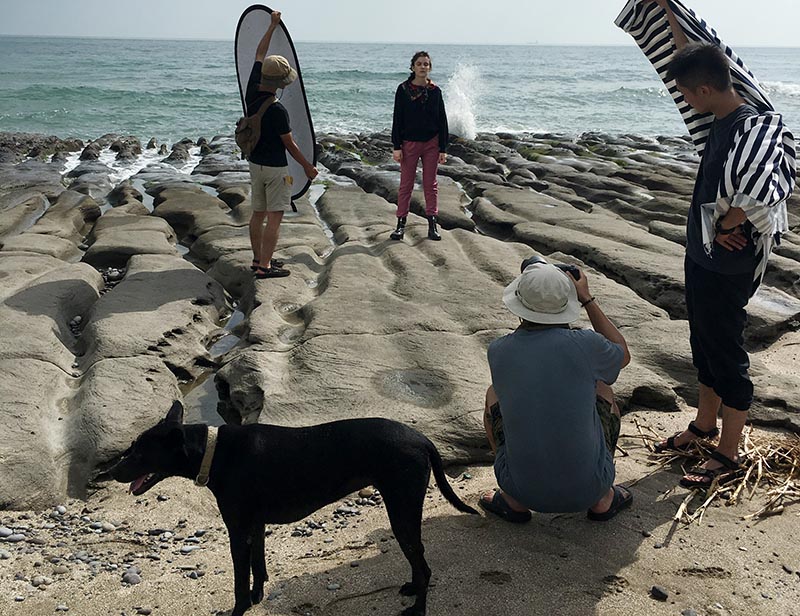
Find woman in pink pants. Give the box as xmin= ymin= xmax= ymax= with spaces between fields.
xmin=390 ymin=51 xmax=449 ymax=241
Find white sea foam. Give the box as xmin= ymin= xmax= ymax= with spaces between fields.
xmin=445 ymin=64 xmax=480 ymax=140
xmin=762 ymin=81 xmax=800 ymax=98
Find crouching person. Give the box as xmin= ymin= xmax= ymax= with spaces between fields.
xmin=480 ymin=259 xmax=632 ymax=523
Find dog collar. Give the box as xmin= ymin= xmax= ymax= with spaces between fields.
xmin=194 ymin=426 xmax=218 ymax=487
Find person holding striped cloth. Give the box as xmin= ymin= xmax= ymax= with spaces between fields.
xmin=616 ymin=0 xmax=796 ymax=488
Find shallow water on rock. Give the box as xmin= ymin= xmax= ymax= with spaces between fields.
xmin=376 ymin=368 xmax=453 ymax=409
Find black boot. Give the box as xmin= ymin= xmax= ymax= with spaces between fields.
xmin=390 ymin=216 xmax=407 ymax=240
xmin=427 ymin=215 xmax=441 ymax=241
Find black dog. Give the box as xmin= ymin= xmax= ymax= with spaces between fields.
xmin=110 ymin=401 xmax=478 ymax=616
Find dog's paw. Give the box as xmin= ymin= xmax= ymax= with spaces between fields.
xmin=399 ymin=582 xmax=418 ymax=596
xmin=250 ymin=587 xmax=265 ymax=605
xmin=400 ymin=606 xmax=426 ymax=616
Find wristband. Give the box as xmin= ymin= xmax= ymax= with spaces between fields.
xmin=715 ymin=221 xmax=739 ymax=235
xmin=580 ymin=296 xmax=596 ymax=308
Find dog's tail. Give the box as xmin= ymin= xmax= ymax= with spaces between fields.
xmin=427 ymin=442 xmax=479 ymax=515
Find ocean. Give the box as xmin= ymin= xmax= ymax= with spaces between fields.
xmin=1 ymin=36 xmax=800 ymax=144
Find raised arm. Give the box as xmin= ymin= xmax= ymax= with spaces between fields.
xmin=256 ymin=10 xmax=282 ymax=62
xmin=650 ymin=0 xmax=689 ymax=50
xmin=570 ymin=270 xmax=631 ymax=368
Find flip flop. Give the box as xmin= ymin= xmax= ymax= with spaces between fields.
xmin=478 ymin=491 xmax=532 ymax=524
xmin=587 ymin=485 xmax=633 ymax=522
xmin=654 ymin=421 xmax=719 ymax=454
xmin=679 ymin=450 xmax=741 ymax=489
xmin=254 ymin=266 xmax=290 ymax=279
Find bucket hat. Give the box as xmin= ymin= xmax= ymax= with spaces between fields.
xmin=502 ymin=263 xmax=581 ymax=324
xmin=261 ymin=55 xmax=297 ymax=89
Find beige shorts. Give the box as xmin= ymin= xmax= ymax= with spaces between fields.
xmin=249 ymin=163 xmax=292 ymax=212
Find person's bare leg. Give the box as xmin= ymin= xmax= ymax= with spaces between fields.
xmin=657 ymin=382 xmax=720 ymax=449
xmin=249 ymin=211 xmax=266 ymax=263
xmin=683 ymin=405 xmax=746 ymax=482
xmin=480 ymin=385 xmax=528 ymax=512
xmin=258 ymin=210 xmax=284 ymax=269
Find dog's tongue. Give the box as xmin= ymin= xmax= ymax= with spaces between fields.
xmin=129 ymin=475 xmax=147 ymax=494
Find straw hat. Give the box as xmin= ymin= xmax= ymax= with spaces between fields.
xmin=261 ymin=55 xmax=297 ymax=89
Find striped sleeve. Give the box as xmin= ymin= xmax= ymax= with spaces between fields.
xmin=615 ymin=0 xmax=774 ymax=156
xmin=722 ymin=114 xmax=795 ymax=234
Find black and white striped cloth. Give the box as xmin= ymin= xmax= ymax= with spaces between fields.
xmin=616 ymin=0 xmax=796 ymax=288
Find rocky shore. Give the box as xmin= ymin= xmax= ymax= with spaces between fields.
xmin=1 ymin=129 xmax=799 ymax=615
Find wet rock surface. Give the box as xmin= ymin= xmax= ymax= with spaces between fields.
xmin=0 ymin=128 xmax=798 ymax=513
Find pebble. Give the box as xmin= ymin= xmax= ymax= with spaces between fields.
xmin=122 ymin=572 xmax=142 ymax=585
xmin=31 ymin=575 xmax=53 ymax=587
xmin=641 ymin=530 xmax=652 ymax=538
xmin=5 ymin=534 xmax=26 ymax=543
xmin=681 ymin=610 xmax=698 ymax=616
xmin=56 ymin=605 xmax=69 ymax=612
xmin=194 ymin=529 xmax=206 ymax=537
xmin=101 ymin=522 xmax=116 ymax=532
xmin=782 ymin=564 xmax=794 ymax=574
xmin=14 ymin=596 xmax=24 ymax=602
xmin=53 ymin=565 xmax=70 ymax=575
xmin=358 ymin=488 xmax=375 ymax=498
xmin=650 ymin=585 xmax=669 ymax=601
xmin=327 ymin=583 xmax=341 ymax=591
xmin=0 ymin=526 xmax=14 ymax=537
xmin=136 ymin=609 xmax=152 ymax=615
xmin=180 ymin=545 xmax=200 ymax=554
xmin=0 ymin=550 xmax=11 ymax=559
xmin=56 ymin=506 xmax=67 ymax=515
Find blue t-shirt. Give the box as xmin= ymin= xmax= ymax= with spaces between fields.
xmin=488 ymin=327 xmax=624 ymax=513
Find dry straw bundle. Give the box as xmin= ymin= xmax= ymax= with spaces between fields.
xmin=630 ymin=421 xmax=800 ymax=524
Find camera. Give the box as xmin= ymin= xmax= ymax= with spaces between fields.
xmin=520 ymin=255 xmax=581 ymax=280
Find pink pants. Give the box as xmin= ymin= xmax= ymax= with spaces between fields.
xmin=397 ymin=136 xmax=439 ymax=218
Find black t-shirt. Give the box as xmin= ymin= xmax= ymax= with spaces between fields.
xmin=245 ymin=62 xmax=291 ymax=167
xmin=686 ymin=104 xmax=758 ymax=274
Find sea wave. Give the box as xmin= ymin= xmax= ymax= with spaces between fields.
xmin=762 ymin=81 xmax=800 ymax=98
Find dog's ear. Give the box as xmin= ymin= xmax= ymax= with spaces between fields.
xmin=164 ymin=400 xmax=184 ymax=424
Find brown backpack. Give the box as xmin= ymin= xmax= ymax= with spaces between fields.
xmin=235 ymin=95 xmax=275 ymax=160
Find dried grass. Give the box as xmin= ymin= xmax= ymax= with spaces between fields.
xmin=630 ymin=421 xmax=800 ymax=524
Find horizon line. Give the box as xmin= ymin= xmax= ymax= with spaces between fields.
xmin=1 ymin=34 xmax=799 ymax=49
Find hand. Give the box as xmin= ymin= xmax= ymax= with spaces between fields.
xmin=567 ymin=268 xmax=592 ymax=304
xmin=714 ymin=225 xmax=748 ymax=251
xmin=392 ymin=149 xmax=402 ymax=163
xmin=270 ymin=11 xmax=282 ymax=27
xmin=438 ymin=152 xmax=447 ymax=164
xmin=305 ymin=165 xmax=318 ymax=180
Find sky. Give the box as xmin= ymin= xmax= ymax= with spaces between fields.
xmin=1 ymin=0 xmax=798 ymax=46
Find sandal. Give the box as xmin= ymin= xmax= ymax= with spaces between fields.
xmin=679 ymin=450 xmax=741 ymax=489
xmin=478 ymin=491 xmax=532 ymax=524
xmin=654 ymin=421 xmax=719 ymax=454
xmin=254 ymin=266 xmax=290 ymax=279
xmin=251 ymin=258 xmax=284 ymax=271
xmin=587 ymin=485 xmax=633 ymax=522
